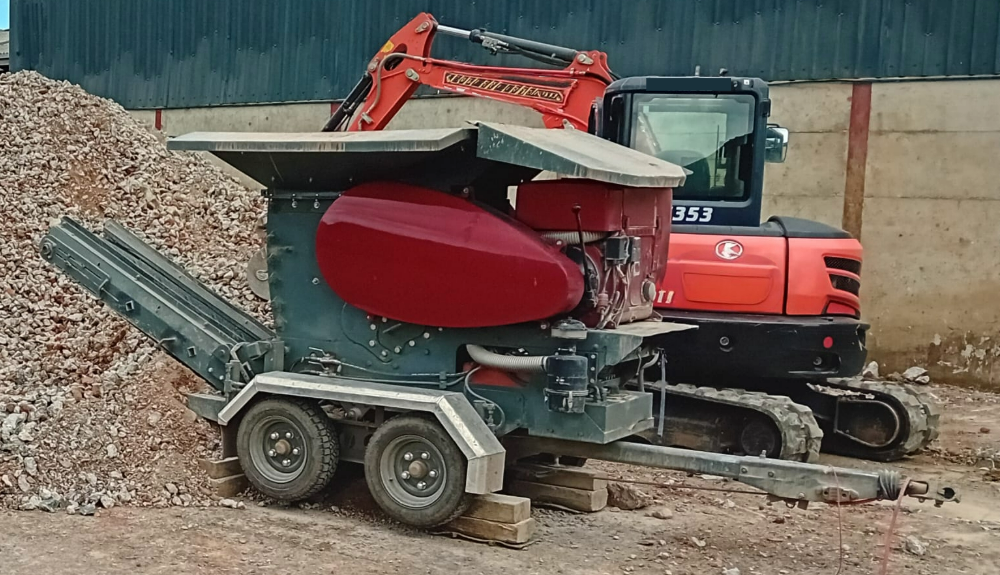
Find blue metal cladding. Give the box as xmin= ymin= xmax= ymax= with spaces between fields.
xmin=10 ymin=0 xmax=1000 ymax=109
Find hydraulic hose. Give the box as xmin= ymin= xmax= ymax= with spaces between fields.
xmin=466 ymin=345 xmax=546 ymax=372
xmin=322 ymin=74 xmax=373 ymax=132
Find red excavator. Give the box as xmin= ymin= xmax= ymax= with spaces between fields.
xmin=314 ymin=13 xmax=938 ymax=462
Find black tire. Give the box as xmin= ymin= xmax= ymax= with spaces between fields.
xmin=236 ymin=398 xmax=338 ymax=502
xmin=364 ymin=415 xmax=471 ymax=528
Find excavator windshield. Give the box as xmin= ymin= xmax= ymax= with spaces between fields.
xmin=631 ymin=93 xmax=756 ymax=202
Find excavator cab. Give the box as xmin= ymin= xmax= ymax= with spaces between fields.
xmin=595 ymin=76 xmax=787 ymax=227
xmin=597 ymin=75 xmax=865 ymax=332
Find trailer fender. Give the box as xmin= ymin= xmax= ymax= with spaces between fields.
xmin=216 ymin=371 xmax=505 ymax=494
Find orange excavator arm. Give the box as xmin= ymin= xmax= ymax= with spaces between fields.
xmin=322 ymin=13 xmax=615 ymax=132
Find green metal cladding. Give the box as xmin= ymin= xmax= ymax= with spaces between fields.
xmin=11 ymin=0 xmax=1000 ymax=109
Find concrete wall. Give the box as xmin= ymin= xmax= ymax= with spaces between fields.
xmin=862 ymin=80 xmax=1000 ymax=387
xmin=133 ymin=79 xmax=1000 ymax=389
xmin=763 ymin=83 xmax=852 ymax=228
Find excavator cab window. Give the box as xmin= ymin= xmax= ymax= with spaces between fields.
xmin=630 ymin=93 xmax=756 ymax=202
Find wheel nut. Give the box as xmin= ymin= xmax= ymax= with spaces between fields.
xmin=401 ymin=471 xmax=410 ymax=480
xmin=285 ymin=432 xmax=293 ymax=439
xmin=403 ymin=452 xmax=413 ymax=461
xmin=270 ymin=432 xmax=279 ymax=440
xmin=282 ymin=459 xmax=291 ymax=467
xmin=268 ymin=449 xmax=276 ymax=457
xmin=292 ymin=448 xmax=300 ymax=456
xmin=420 ymin=452 xmax=430 ymax=460
xmin=428 ymin=470 xmax=438 ymax=478
xmin=417 ymin=481 xmax=427 ymax=490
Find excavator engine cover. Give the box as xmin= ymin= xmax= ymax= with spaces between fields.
xmin=316 ymin=181 xmax=584 ymax=327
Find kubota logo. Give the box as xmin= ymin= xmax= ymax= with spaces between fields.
xmin=715 ymin=240 xmax=744 ymax=260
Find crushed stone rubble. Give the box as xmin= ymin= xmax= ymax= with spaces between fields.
xmin=864 ymin=361 xmax=932 ymax=385
xmin=0 ymin=71 xmax=267 ymax=513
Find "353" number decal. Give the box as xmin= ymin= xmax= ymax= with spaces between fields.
xmin=672 ymin=206 xmax=714 ymax=223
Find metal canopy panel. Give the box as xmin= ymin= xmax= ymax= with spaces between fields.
xmin=169 ymin=128 xmax=474 ymax=153
xmin=167 ymin=125 xmax=685 ymax=191
xmin=168 ymin=128 xmax=477 ymax=190
xmin=475 ymin=122 xmax=686 ymax=189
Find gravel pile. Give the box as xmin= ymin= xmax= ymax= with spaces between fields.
xmin=0 ymin=71 xmax=267 ymax=513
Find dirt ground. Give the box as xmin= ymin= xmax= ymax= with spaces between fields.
xmin=1 ymin=383 xmax=998 ymax=575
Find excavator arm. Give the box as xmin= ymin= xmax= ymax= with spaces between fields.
xmin=322 ymin=13 xmax=615 ymax=132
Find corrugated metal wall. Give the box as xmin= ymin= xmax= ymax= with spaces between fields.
xmin=11 ymin=0 xmax=1000 ymax=108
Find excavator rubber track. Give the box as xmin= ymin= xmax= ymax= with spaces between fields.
xmin=638 ymin=383 xmax=824 ymax=463
xmin=818 ymin=379 xmax=942 ymax=461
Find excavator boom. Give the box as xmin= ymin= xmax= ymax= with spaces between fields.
xmin=323 ymin=13 xmax=614 ymax=132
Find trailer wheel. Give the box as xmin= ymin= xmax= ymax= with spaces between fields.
xmin=236 ymin=398 xmax=338 ymax=502
xmin=364 ymin=415 xmax=470 ymax=528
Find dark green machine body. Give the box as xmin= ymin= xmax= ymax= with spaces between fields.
xmin=264 ymin=188 xmax=653 ymax=443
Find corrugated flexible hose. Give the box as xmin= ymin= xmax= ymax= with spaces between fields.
xmin=466 ymin=345 xmax=546 ymax=372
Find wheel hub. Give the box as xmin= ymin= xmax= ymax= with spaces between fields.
xmin=251 ymin=417 xmax=308 ymax=482
xmin=381 ymin=437 xmax=445 ymax=507
xmin=407 ymin=460 xmax=429 ymax=479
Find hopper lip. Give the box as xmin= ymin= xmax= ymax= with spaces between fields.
xmin=166 ymin=127 xmax=475 ymax=154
